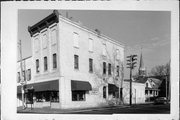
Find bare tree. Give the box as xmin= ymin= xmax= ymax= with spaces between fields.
xmin=150 ymin=62 xmax=170 ymax=76
xmin=92 ymin=44 xmax=124 ymax=105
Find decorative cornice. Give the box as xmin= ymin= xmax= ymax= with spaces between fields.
xmin=28 ymin=10 xmax=59 ymax=37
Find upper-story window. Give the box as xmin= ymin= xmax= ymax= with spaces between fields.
xmin=116 ymin=49 xmax=120 ymax=60
xmin=103 ymin=86 xmax=106 ymax=98
xmin=51 ymin=29 xmax=57 ymax=45
xmin=89 ymin=58 xmax=93 ymax=73
xmin=102 ymin=43 xmax=106 ymax=56
xmin=73 ymin=32 xmax=79 ymax=48
xmin=36 ymin=59 xmax=40 ymax=73
xmin=22 ymin=70 xmax=26 ymax=80
xmin=17 ymin=72 xmax=20 ymax=83
xmin=103 ymin=62 xmax=106 ymax=75
xmin=35 ymin=38 xmax=40 ymax=52
xmin=116 ymin=65 xmax=119 ymax=77
xmin=146 ymin=83 xmax=148 ymax=87
xmin=89 ymin=38 xmax=93 ymax=52
xmin=74 ymin=55 xmax=79 ymax=70
xmin=27 ymin=69 xmax=31 ymax=81
xmin=53 ymin=53 xmax=57 ymax=69
xmin=108 ymin=63 xmax=111 ymax=75
xmin=42 ymin=33 xmax=48 ymax=49
xmin=44 ymin=56 xmax=48 ymax=71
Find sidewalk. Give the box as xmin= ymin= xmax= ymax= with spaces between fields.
xmin=17 ymin=104 xmax=130 ymax=114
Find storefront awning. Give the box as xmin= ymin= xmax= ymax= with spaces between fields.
xmin=108 ymin=84 xmax=119 ymax=92
xmin=71 ymin=80 xmax=92 ymax=91
xmin=17 ymin=80 xmax=59 ymax=94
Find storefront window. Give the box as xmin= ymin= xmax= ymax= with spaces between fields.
xmin=72 ymin=91 xmax=86 ymax=101
xmin=34 ymin=91 xmax=59 ymax=102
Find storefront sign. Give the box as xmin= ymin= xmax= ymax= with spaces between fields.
xmin=90 ymin=88 xmax=99 ymax=95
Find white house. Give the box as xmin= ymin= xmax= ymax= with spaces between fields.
xmin=17 ymin=10 xmax=125 ymax=109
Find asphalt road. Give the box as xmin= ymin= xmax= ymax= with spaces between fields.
xmin=67 ymin=104 xmax=170 ymax=114
xmin=18 ymin=103 xmax=170 ymax=114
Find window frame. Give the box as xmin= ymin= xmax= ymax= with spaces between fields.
xmin=116 ymin=65 xmax=119 ymax=77
xmin=108 ymin=63 xmax=111 ymax=75
xmin=53 ymin=53 xmax=57 ymax=69
xmin=36 ymin=59 xmax=40 ymax=73
xmin=103 ymin=86 xmax=106 ymax=98
xmin=89 ymin=58 xmax=93 ymax=73
xmin=22 ymin=70 xmax=26 ymax=80
xmin=28 ymin=69 xmax=31 ymax=81
xmin=73 ymin=32 xmax=79 ymax=48
xmin=17 ymin=72 xmax=20 ymax=83
xmin=88 ymin=38 xmax=93 ymax=52
xmin=103 ymin=62 xmax=106 ymax=75
xmin=74 ymin=55 xmax=79 ymax=70
xmin=34 ymin=37 xmax=40 ymax=52
xmin=44 ymin=56 xmax=48 ymax=71
xmin=42 ymin=33 xmax=48 ymax=49
xmin=51 ymin=29 xmax=57 ymax=45
xmin=102 ymin=43 xmax=106 ymax=56
xmin=72 ymin=90 xmax=86 ymax=101
xmin=116 ymin=49 xmax=120 ymax=60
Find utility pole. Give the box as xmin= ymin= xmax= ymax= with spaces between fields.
xmin=19 ymin=40 xmax=25 ymax=109
xmin=166 ymin=75 xmax=168 ymax=101
xmin=127 ymin=55 xmax=137 ymax=106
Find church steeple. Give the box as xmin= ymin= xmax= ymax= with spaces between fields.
xmin=139 ymin=48 xmax=146 ymax=77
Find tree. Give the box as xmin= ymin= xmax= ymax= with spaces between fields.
xmin=92 ymin=45 xmax=124 ymax=105
xmin=149 ymin=62 xmax=170 ymax=99
xmin=150 ymin=62 xmax=170 ymax=76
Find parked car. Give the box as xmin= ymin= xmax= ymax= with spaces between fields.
xmin=154 ymin=97 xmax=168 ymax=105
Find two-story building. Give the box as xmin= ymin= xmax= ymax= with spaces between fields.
xmin=17 ymin=10 xmax=125 ymax=109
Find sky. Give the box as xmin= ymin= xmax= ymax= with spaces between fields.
xmin=18 ymin=10 xmax=170 ymax=79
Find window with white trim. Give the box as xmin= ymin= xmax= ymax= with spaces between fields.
xmin=103 ymin=62 xmax=106 ymax=75
xmin=17 ymin=72 xmax=20 ymax=83
xmin=44 ymin=56 xmax=48 ymax=71
xmin=89 ymin=38 xmax=93 ymax=52
xmin=36 ymin=59 xmax=40 ymax=73
xmin=74 ymin=55 xmax=79 ymax=70
xmin=73 ymin=32 xmax=79 ymax=48
xmin=51 ymin=29 xmax=56 ymax=45
xmin=42 ymin=33 xmax=47 ymax=49
xmin=53 ymin=53 xmax=57 ymax=69
xmin=27 ymin=69 xmax=31 ymax=81
xmin=102 ymin=44 xmax=106 ymax=56
xmin=116 ymin=49 xmax=120 ymax=60
xmin=34 ymin=38 xmax=39 ymax=52
xmin=89 ymin=58 xmax=93 ymax=72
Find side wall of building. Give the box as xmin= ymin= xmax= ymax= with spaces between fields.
xmin=123 ymin=81 xmax=145 ymax=104
xmin=58 ymin=17 xmax=124 ymax=109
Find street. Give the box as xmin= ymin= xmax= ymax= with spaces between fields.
xmin=68 ymin=104 xmax=170 ymax=114
xmin=17 ymin=103 xmax=170 ymax=114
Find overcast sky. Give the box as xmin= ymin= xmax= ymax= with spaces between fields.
xmin=18 ymin=10 xmax=170 ymax=79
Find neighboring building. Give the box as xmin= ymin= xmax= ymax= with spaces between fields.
xmin=145 ymin=77 xmax=162 ymax=101
xmin=135 ymin=77 xmax=162 ymax=102
xmin=17 ymin=10 xmax=124 ymax=109
xmin=123 ymin=79 xmax=145 ymax=104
